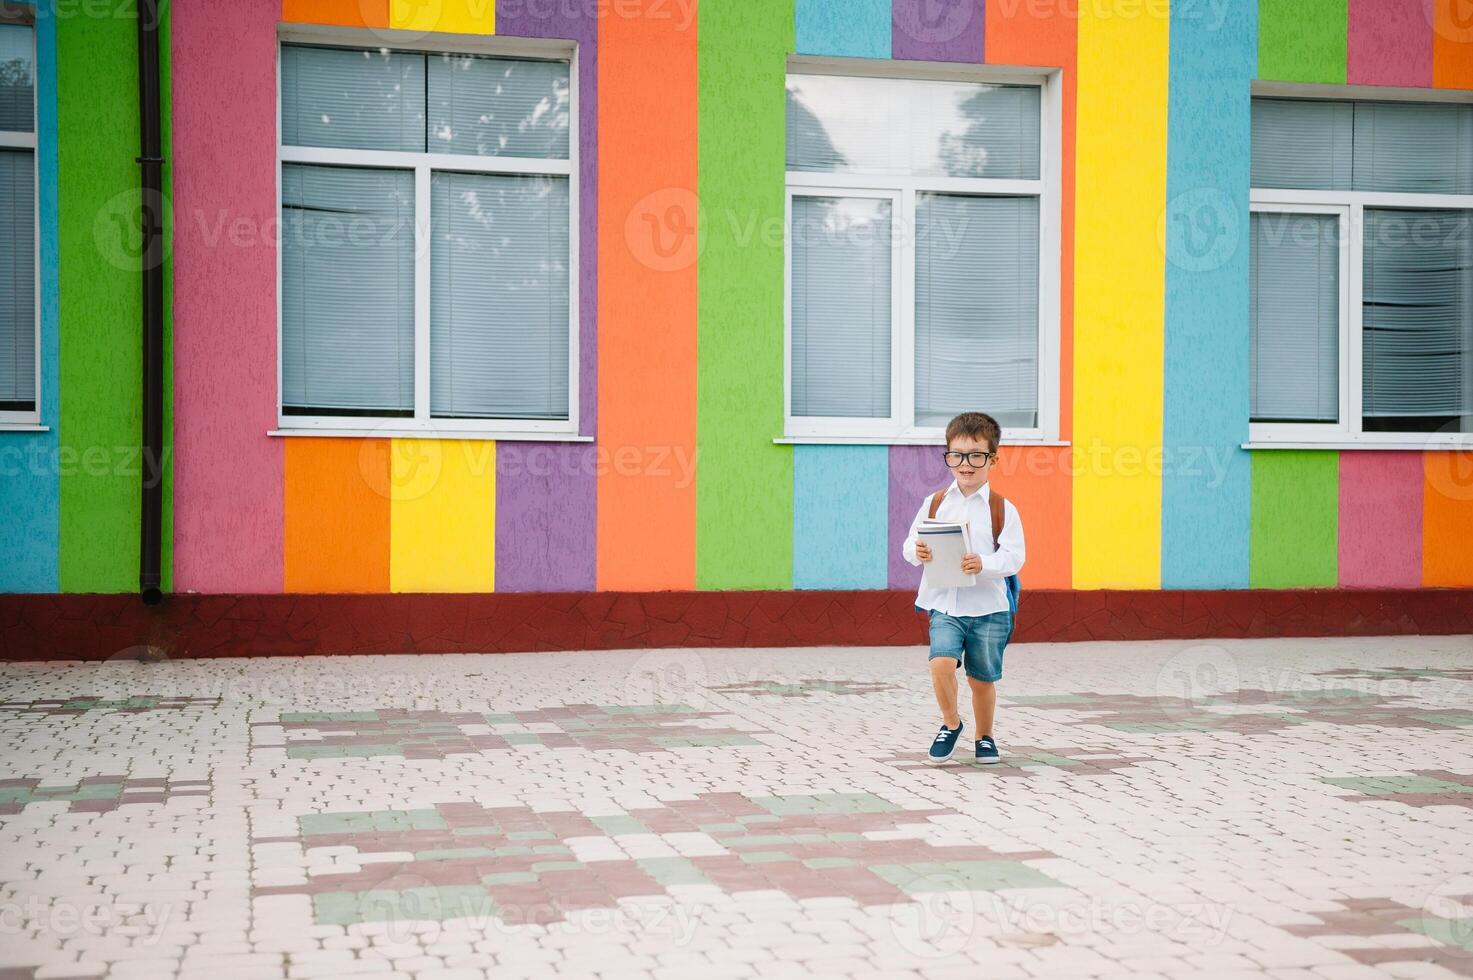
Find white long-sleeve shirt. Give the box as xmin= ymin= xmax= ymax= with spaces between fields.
xmin=901 ymin=480 xmax=1025 ymax=617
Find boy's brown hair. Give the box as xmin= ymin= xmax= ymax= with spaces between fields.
xmin=945 ymin=412 xmax=1002 ymax=453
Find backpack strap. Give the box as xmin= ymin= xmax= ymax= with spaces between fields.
xmin=990 ymin=492 xmax=1007 ymax=550
xmin=926 ymin=488 xmax=947 ymax=520
xmin=928 ymin=487 xmax=1009 ymax=550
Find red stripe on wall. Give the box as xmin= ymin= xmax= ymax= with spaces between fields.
xmin=1347 ymin=0 xmax=1432 ymax=86
xmin=1338 ymin=451 xmax=1422 ymax=588
xmin=171 ymin=0 xmax=284 ymax=593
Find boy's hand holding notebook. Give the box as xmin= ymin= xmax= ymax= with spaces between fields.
xmin=918 ymin=519 xmax=977 ymax=589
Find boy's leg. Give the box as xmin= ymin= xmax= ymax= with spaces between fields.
xmin=926 ymin=611 xmax=966 ymax=729
xmin=967 ymin=678 xmax=996 ymax=738
xmin=930 ymin=658 xmax=962 ymax=729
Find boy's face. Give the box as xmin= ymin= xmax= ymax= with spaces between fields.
xmin=947 ymin=434 xmax=995 ymax=493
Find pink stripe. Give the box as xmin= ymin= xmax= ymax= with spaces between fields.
xmin=1347 ymin=0 xmax=1432 ymax=87
xmin=171 ymin=0 xmax=284 ymax=592
xmin=1338 ymin=451 xmax=1423 ymax=588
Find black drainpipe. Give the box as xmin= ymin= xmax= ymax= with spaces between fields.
xmin=137 ymin=0 xmax=164 ymax=605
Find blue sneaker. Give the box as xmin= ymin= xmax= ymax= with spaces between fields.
xmin=975 ymin=736 xmax=1000 ymax=765
xmin=927 ymin=722 xmax=964 ymax=764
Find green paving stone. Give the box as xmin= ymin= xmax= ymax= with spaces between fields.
xmin=531 ymin=844 xmax=572 ymax=856
xmin=699 ymin=822 xmax=747 ymax=833
xmin=488 ymin=846 xmax=532 ymax=857
xmin=313 ymin=885 xmax=494 ymax=926
xmin=870 ymin=860 xmax=1059 ymax=893
xmin=531 ymin=860 xmax=586 ymax=873
xmin=72 ymin=784 xmax=124 ymax=800
xmin=450 ymin=826 xmax=502 ymax=837
xmin=300 ymin=808 xmax=447 ymax=837
xmin=592 ymin=816 xmax=649 ymax=836
xmin=637 ymin=857 xmax=711 ymax=886
xmin=803 ymin=857 xmax=858 ymax=869
xmin=604 ymin=704 xmax=697 ymax=715
xmin=754 ymin=793 xmax=898 ymax=816
xmin=0 ymin=789 xmax=33 ymax=803
xmin=737 ymin=815 xmax=781 ymax=824
xmin=502 ymin=734 xmax=542 ymax=745
xmin=483 ymin=871 xmax=539 ymax=885
xmin=281 ymin=711 xmax=379 ymax=723
xmin=739 ymin=851 xmax=795 ymax=864
xmin=1322 ymin=775 xmax=1473 ymax=796
xmin=414 ymin=847 xmax=499 ymax=861
xmin=1418 ymin=714 xmax=1473 ymax=728
xmin=653 ymin=734 xmax=759 ymax=748
xmin=482 ymin=713 xmax=519 ymax=724
xmin=1397 ymin=915 xmax=1473 ymax=951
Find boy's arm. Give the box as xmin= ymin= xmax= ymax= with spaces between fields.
xmin=976 ymin=500 xmax=1026 ymax=579
xmin=901 ymin=499 xmax=929 ymax=567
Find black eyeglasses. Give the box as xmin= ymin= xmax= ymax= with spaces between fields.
xmin=942 ymin=451 xmax=996 ymax=468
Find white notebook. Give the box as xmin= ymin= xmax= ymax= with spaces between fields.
xmin=919 ymin=519 xmax=976 ymax=590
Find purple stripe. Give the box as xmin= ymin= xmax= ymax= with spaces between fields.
xmin=497 ymin=0 xmax=598 ymax=435
xmin=496 ymin=444 xmax=598 ymax=592
xmin=495 ymin=3 xmax=599 ymax=590
xmin=888 ymin=445 xmax=951 ymax=589
xmin=891 ymin=0 xmax=984 ymax=62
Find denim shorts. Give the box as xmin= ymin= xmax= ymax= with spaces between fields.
xmin=927 ymin=609 xmax=1012 ymax=683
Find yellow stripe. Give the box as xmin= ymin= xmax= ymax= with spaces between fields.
xmin=389 ymin=0 xmax=495 ymax=34
xmin=389 ymin=439 xmax=496 ymax=593
xmin=1070 ymin=0 xmax=1169 ymax=588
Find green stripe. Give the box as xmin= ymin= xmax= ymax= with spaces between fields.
xmin=696 ymin=0 xmax=795 ymax=589
xmin=58 ymin=6 xmax=141 ymax=592
xmin=1250 ymin=451 xmax=1338 ymax=588
xmin=1257 ymin=0 xmax=1346 ymax=83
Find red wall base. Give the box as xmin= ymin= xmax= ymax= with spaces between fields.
xmin=3 ymin=589 xmax=1471 ymax=661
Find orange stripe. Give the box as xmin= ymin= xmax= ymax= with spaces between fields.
xmin=596 ymin=2 xmax=699 ymax=590
xmin=284 ymin=438 xmax=391 ymax=593
xmin=281 ymin=0 xmax=390 ymax=28
xmin=1423 ymin=451 xmax=1473 ymax=586
xmin=991 ymin=447 xmax=1072 ymax=589
xmin=985 ymin=0 xmax=1076 ymax=587
xmin=1432 ymin=0 xmax=1473 ymax=87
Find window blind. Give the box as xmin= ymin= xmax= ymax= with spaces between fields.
xmin=1250 ymin=98 xmax=1353 ymax=191
xmin=0 ymin=148 xmax=33 ymax=409
xmin=281 ymin=44 xmax=425 ymax=152
xmin=1352 ymin=103 xmax=1473 ymax=196
xmin=1249 ymin=212 xmax=1340 ymax=423
xmin=786 ymin=74 xmax=1040 ymax=180
xmin=1363 ymin=209 xmax=1473 ymax=433
xmin=790 ymin=195 xmax=892 ymax=418
xmin=281 ymin=164 xmax=416 ymax=415
xmin=427 ymin=54 xmax=570 ymax=160
xmin=0 ymin=24 xmax=32 ymax=133
xmin=431 ymin=171 xmax=570 ymax=420
xmin=915 ymin=194 xmax=1039 ymax=429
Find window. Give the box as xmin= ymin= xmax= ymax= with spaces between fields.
xmin=277 ymin=38 xmax=577 ymax=436
xmin=784 ymin=65 xmax=1058 ymax=442
xmin=1250 ymin=93 xmax=1473 ymax=446
xmin=0 ymin=19 xmax=36 ymax=427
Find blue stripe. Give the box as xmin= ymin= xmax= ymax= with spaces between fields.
xmin=1160 ymin=0 xmax=1255 ymax=589
xmin=0 ymin=8 xmax=58 ymax=593
xmin=795 ymin=0 xmax=891 ymax=57
xmin=793 ymin=445 xmax=889 ymax=589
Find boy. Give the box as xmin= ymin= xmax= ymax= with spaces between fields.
xmin=901 ymin=412 xmax=1025 ymax=765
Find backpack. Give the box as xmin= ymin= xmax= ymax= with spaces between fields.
xmin=927 ymin=487 xmax=1022 ymax=626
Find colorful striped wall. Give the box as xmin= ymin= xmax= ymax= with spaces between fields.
xmin=2 ymin=0 xmax=1472 ymax=598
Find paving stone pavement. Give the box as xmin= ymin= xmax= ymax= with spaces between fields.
xmin=1 ymin=634 xmax=1471 ymax=980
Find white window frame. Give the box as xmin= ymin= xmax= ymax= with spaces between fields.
xmin=273 ymin=26 xmax=582 ymax=442
xmin=1248 ymin=83 xmax=1473 ymax=450
xmin=0 ymin=18 xmax=40 ymax=431
xmin=782 ymin=57 xmax=1062 ymax=447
